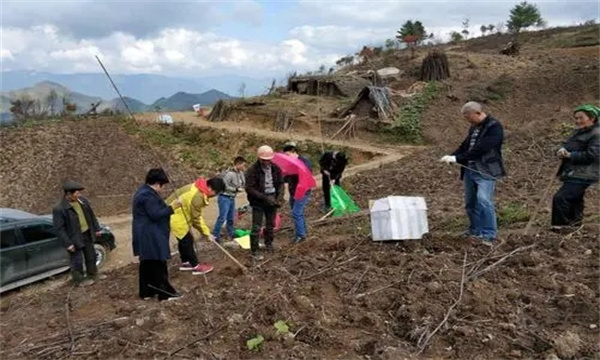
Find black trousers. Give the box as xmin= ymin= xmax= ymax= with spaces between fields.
xmin=250 ymin=204 xmax=277 ymax=253
xmin=552 ymin=181 xmax=591 ymax=227
xmin=321 ymin=171 xmax=341 ymax=208
xmin=177 ymin=232 xmax=199 ymax=267
xmin=69 ymin=231 xmax=97 ymax=282
xmin=139 ymin=259 xmax=176 ymax=300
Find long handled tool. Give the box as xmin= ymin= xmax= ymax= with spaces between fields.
xmin=522 ymin=169 xmax=559 ymax=236
xmin=148 ymin=284 xmax=179 ymax=298
xmin=96 ymin=55 xmax=247 ymax=273
xmin=210 ymin=239 xmax=248 ymax=272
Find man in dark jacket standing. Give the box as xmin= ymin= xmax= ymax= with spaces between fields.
xmin=53 ymin=181 xmax=101 ymax=286
xmin=440 ymin=101 xmax=505 ymax=245
xmin=319 ymin=150 xmax=348 ymax=212
xmin=132 ymin=168 xmax=182 ymax=301
xmin=245 ymin=145 xmax=284 ymax=260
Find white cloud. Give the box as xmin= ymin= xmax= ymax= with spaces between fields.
xmin=0 ymin=25 xmax=342 ymax=76
xmin=289 ymin=25 xmax=392 ymax=51
xmin=1 ymin=1 xmax=597 ymax=77
xmin=0 ymin=48 xmax=14 ymax=60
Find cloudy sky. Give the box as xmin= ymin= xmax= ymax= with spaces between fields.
xmin=1 ymin=0 xmax=598 ymax=79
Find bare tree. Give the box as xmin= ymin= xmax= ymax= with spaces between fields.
xmin=461 ymin=18 xmax=470 ymax=40
xmin=46 ymin=89 xmax=59 ymax=116
xmin=238 ymin=82 xmax=246 ymax=98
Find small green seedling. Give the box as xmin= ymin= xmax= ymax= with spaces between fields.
xmin=274 ymin=320 xmax=290 ymax=335
xmin=246 ymin=335 xmax=264 ymax=351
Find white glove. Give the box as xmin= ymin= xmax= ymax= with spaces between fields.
xmin=557 ymin=148 xmax=570 ymax=158
xmin=439 ymin=155 xmax=457 ymax=164
xmin=207 ymin=234 xmax=216 ymax=242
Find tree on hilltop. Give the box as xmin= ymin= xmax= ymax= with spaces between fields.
xmin=507 ymin=1 xmax=545 ymax=34
xmin=449 ymin=31 xmax=464 ymax=44
xmin=396 ymin=20 xmax=431 ymax=58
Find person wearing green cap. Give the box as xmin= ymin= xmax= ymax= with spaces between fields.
xmin=552 ymin=104 xmax=600 ymax=232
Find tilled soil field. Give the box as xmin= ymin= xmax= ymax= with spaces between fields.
xmin=0 ymin=218 xmax=598 ymax=360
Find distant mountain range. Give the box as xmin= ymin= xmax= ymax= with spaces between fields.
xmin=0 ymin=81 xmax=235 ymax=120
xmin=1 ymin=70 xmax=275 ymax=103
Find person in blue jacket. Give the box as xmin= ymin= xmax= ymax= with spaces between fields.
xmin=132 ymin=168 xmax=183 ymax=301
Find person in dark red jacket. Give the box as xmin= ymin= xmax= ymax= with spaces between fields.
xmin=132 ymin=168 xmax=182 ymax=301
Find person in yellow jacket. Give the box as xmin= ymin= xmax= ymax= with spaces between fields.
xmin=166 ymin=177 xmax=225 ymax=275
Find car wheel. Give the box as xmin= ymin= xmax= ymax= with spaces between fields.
xmin=94 ymin=244 xmax=108 ymax=268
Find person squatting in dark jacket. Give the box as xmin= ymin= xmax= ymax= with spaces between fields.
xmin=551 ymin=104 xmax=600 ymax=232
xmin=53 ymin=181 xmax=102 ymax=286
xmin=132 ymin=168 xmax=183 ymax=301
xmin=282 ymin=141 xmax=313 ymax=243
xmin=319 ymin=150 xmax=348 ymax=212
xmin=245 ymin=145 xmax=285 ymax=261
xmin=440 ymin=101 xmax=505 ymax=246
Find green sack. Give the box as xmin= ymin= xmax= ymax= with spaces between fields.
xmin=330 ymin=185 xmax=360 ymax=217
xmin=234 ymin=229 xmax=251 ymax=238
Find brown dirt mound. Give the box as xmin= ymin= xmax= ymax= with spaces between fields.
xmin=0 ymin=118 xmax=192 ymax=216
xmin=1 ymin=221 xmax=598 ymax=359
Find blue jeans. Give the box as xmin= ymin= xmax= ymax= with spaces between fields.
xmin=290 ymin=190 xmax=311 ymax=239
xmin=463 ymin=170 xmax=497 ymax=239
xmin=212 ymin=194 xmax=235 ymax=241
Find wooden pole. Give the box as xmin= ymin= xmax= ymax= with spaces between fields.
xmin=210 ymin=239 xmax=248 ymax=272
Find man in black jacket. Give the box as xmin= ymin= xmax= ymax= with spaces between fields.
xmin=319 ymin=150 xmax=348 ymax=212
xmin=245 ymin=145 xmax=285 ymax=260
xmin=52 ymin=181 xmax=102 ymax=286
xmin=440 ymin=101 xmax=505 ymax=245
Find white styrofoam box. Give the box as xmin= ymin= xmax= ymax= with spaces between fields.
xmin=370 ymin=196 xmax=429 ymax=241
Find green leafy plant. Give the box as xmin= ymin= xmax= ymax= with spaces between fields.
xmin=387 ymin=81 xmax=438 ymax=143
xmin=246 ymin=335 xmax=264 ymax=351
xmin=274 ymin=320 xmax=290 ymax=335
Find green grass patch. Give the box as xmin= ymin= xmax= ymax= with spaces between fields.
xmin=498 ymin=202 xmax=530 ymax=227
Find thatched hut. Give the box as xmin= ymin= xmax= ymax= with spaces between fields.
xmin=339 ymin=86 xmax=394 ymax=121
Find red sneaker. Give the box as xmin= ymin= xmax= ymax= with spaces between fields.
xmin=192 ymin=263 xmax=214 ymax=275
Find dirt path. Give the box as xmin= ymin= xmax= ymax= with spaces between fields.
xmin=137 ymin=111 xmax=421 ymax=156
xmin=100 ymin=113 xmax=425 ymax=270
